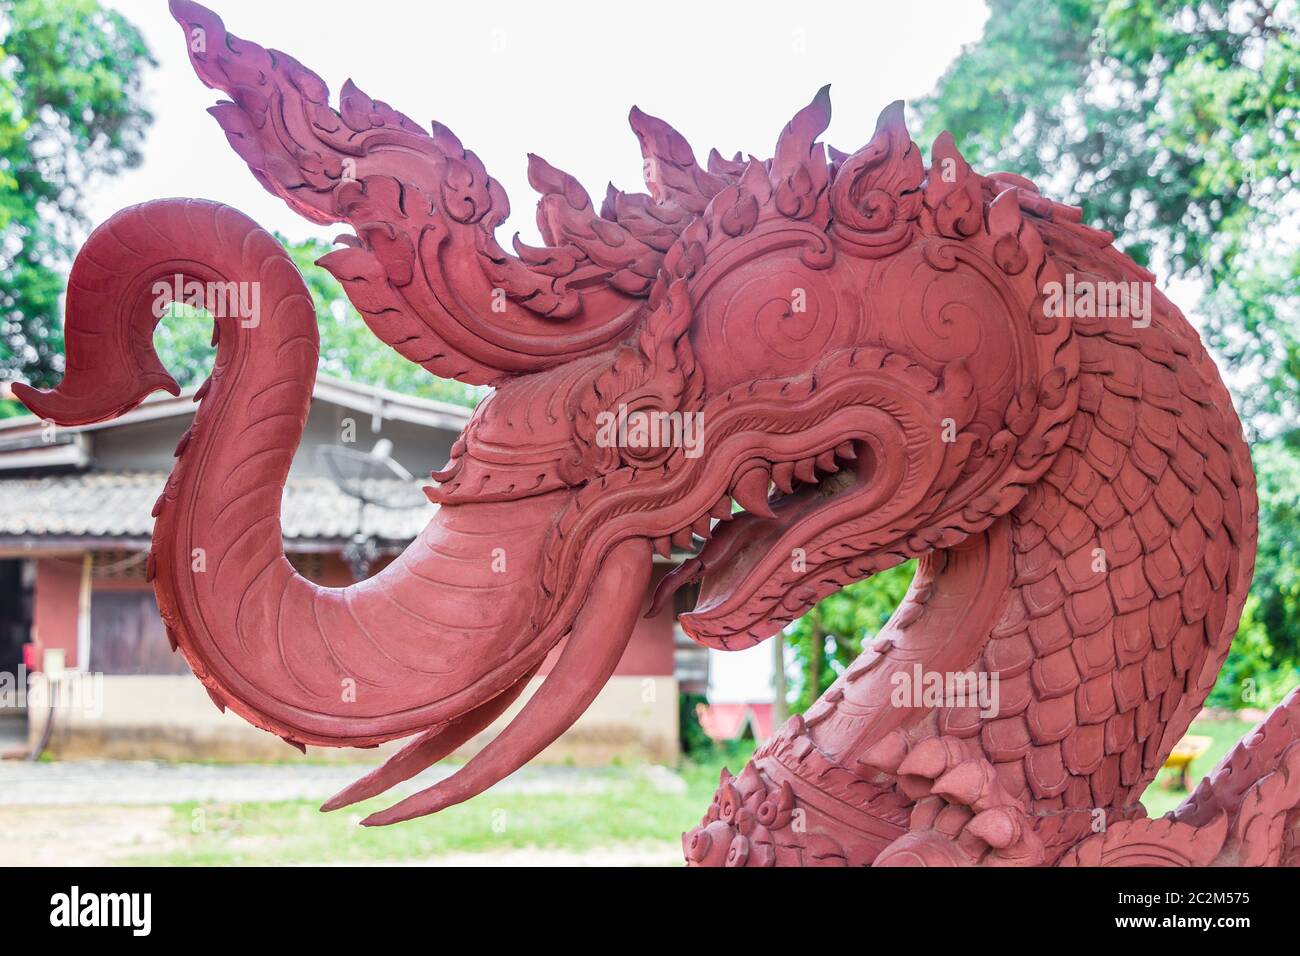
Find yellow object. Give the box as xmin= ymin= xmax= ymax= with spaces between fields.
xmin=1163 ymin=734 xmax=1213 ymax=790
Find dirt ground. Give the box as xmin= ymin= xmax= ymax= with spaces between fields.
xmin=0 ymin=758 xmax=690 ymax=866
xmin=0 ymin=804 xmax=683 ymax=865
xmin=0 ymin=805 xmax=179 ymax=865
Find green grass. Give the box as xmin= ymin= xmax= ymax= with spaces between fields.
xmin=118 ymin=718 xmax=1255 ymax=865
xmin=123 ymin=743 xmax=757 ymax=866
xmin=1139 ymin=717 xmax=1256 ymax=818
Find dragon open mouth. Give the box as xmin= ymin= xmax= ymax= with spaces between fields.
xmin=640 ymin=347 xmax=976 ymax=652
xmin=653 ymin=438 xmax=882 ymax=648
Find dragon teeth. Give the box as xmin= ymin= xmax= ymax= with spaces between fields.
xmin=772 ymin=461 xmax=796 ymax=493
xmin=709 ymin=494 xmax=734 ymax=520
xmin=731 ymin=467 xmax=775 ymax=518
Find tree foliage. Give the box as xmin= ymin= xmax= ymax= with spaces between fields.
xmin=1211 ymin=440 xmax=1300 ymax=705
xmin=0 ymin=0 xmax=154 ymax=403
xmin=0 ymin=2 xmax=481 ymax=415
xmin=784 ymin=563 xmax=915 ymax=714
xmin=917 ymin=0 xmax=1299 ymax=436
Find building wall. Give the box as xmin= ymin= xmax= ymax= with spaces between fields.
xmin=27 ymin=550 xmax=681 ymax=764
xmin=31 ymin=673 xmax=678 ymax=765
xmin=31 ymin=557 xmax=84 ymax=669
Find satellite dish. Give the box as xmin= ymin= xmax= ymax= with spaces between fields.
xmin=315 ymin=440 xmax=426 ymax=510
xmin=315 ymin=439 xmax=429 ymax=579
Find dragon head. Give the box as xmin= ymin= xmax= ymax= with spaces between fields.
xmin=425 ymin=90 xmax=1080 ymax=655
xmin=54 ymin=1 xmax=1081 ymax=822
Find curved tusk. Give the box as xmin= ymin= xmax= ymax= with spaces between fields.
xmin=360 ymin=536 xmax=652 ymax=826
xmin=320 ymin=662 xmax=541 ymax=813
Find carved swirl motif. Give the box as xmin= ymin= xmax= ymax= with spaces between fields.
xmin=829 ymin=102 xmax=923 ymax=258
xmin=719 ymin=269 xmax=841 ymax=364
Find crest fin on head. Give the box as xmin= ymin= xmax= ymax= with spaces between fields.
xmin=773 ymin=85 xmax=832 ymax=172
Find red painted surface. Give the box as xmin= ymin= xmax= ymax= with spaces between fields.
xmin=32 ymin=558 xmax=81 ymax=669
xmin=615 ymin=611 xmax=675 ymax=677
xmin=541 ymin=567 xmax=675 ymax=678
xmin=16 ymin=0 xmax=1300 ymax=866
xmin=329 ymin=551 xmax=673 ymax=677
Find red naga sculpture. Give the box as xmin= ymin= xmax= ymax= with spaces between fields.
xmin=16 ymin=1 xmax=1300 ymax=866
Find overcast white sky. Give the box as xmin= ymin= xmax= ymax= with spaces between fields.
xmin=93 ymin=0 xmax=995 ymax=702
xmin=96 ymin=0 xmax=991 ymax=248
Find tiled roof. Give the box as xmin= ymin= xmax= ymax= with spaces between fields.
xmin=0 ymin=472 xmax=434 ymax=542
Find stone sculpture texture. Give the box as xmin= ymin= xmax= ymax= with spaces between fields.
xmin=17 ymin=0 xmax=1300 ymax=866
